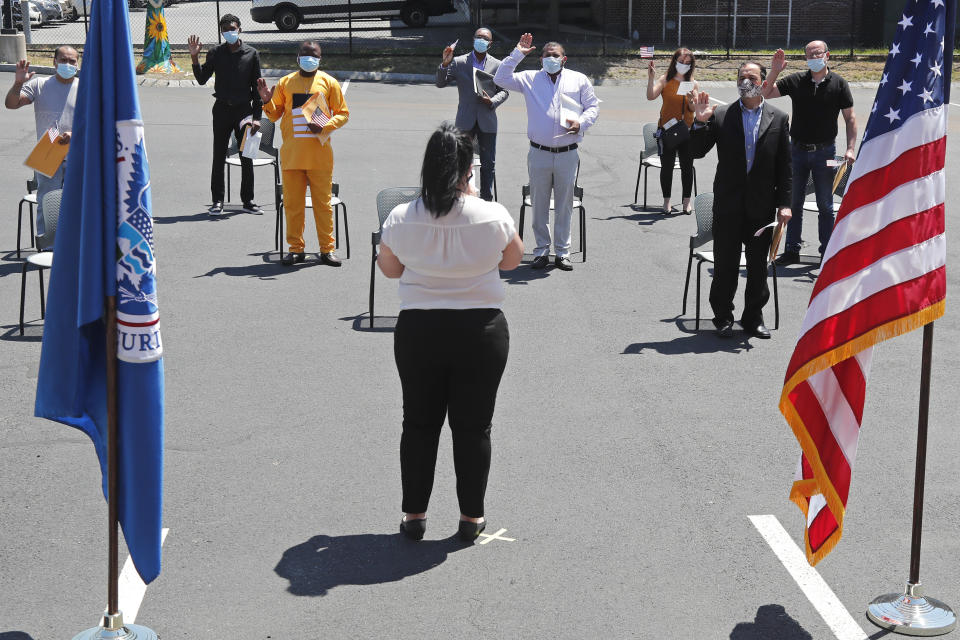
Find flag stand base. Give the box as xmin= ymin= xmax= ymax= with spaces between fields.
xmin=72 ymin=612 xmax=158 ymax=640
xmin=867 ymin=583 xmax=956 ymax=636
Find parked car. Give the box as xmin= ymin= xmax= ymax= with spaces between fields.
xmin=250 ymin=0 xmax=456 ymax=32
xmin=35 ymin=0 xmax=62 ymax=21
xmin=11 ymin=0 xmax=44 ymax=26
xmin=58 ymin=0 xmax=80 ymax=20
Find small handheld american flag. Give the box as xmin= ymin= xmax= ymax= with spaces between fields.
xmin=312 ymin=108 xmax=330 ymax=128
xmin=639 ymin=46 xmax=654 ymax=58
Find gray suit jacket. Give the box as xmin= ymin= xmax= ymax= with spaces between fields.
xmin=436 ymin=52 xmax=508 ymax=133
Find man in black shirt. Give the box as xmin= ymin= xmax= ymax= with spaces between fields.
xmin=190 ymin=14 xmax=263 ymax=216
xmin=762 ymin=41 xmax=856 ymax=265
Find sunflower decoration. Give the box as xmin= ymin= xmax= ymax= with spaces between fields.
xmin=137 ymin=2 xmax=181 ymax=74
xmin=146 ymin=12 xmax=168 ymax=43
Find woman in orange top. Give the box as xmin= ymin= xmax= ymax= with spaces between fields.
xmin=646 ymin=48 xmax=698 ymax=214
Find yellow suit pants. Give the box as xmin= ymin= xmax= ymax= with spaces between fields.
xmin=282 ymin=163 xmax=335 ymax=254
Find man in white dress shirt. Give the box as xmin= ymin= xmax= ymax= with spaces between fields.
xmin=493 ymin=33 xmax=599 ymax=270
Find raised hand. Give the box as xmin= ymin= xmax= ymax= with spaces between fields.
xmin=188 ymin=35 xmax=202 ymax=59
xmin=256 ymin=78 xmax=274 ymax=104
xmin=770 ymin=48 xmax=787 ymax=75
xmin=692 ymin=90 xmax=716 ymax=122
xmin=15 ymin=60 xmax=34 ymax=84
xmin=517 ymin=33 xmax=536 ymax=56
xmin=441 ymin=44 xmax=454 ymax=67
xmin=647 ymin=60 xmax=655 ymax=78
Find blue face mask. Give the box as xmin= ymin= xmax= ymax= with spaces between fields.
xmin=542 ymin=56 xmax=563 ymax=74
xmin=806 ymin=57 xmax=826 ymax=72
xmin=222 ymin=30 xmax=240 ymax=45
xmin=298 ymin=56 xmax=320 ymax=72
xmin=56 ymin=63 xmax=77 ymax=79
xmin=473 ymin=38 xmax=489 ymax=54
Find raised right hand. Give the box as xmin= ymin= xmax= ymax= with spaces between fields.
xmin=441 ymin=45 xmax=454 ymax=66
xmin=517 ymin=33 xmax=536 ymax=56
xmin=770 ymin=48 xmax=787 ymax=75
xmin=15 ymin=60 xmax=34 ymax=84
xmin=692 ymin=90 xmax=716 ymax=122
xmin=256 ymin=78 xmax=274 ymax=104
xmin=188 ymin=35 xmax=202 ymax=58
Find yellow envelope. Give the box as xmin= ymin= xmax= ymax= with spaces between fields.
xmin=25 ymin=128 xmax=69 ymax=177
xmin=300 ymin=92 xmax=332 ymax=145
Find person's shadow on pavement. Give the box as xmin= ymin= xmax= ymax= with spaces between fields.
xmin=275 ymin=533 xmax=468 ymax=597
xmin=729 ymin=604 xmax=813 ymax=640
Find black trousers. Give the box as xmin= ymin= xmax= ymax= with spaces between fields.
xmin=211 ymin=101 xmax=254 ymax=204
xmin=469 ymin=123 xmax=497 ymax=202
xmin=710 ymin=212 xmax=771 ymax=330
xmin=394 ymin=308 xmax=509 ymax=518
xmin=659 ymin=138 xmax=694 ymax=200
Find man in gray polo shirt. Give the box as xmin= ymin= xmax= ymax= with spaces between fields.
xmin=5 ymin=46 xmax=80 ymax=235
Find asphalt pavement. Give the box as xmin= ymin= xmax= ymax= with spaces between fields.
xmin=1 ymin=71 xmax=960 ymax=639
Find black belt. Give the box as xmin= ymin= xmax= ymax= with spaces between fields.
xmin=530 ymin=141 xmax=578 ymax=153
xmin=791 ymin=140 xmax=834 ymax=151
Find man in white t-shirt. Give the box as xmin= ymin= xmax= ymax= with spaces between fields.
xmin=5 ymin=46 xmax=80 ymax=235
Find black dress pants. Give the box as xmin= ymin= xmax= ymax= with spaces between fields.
xmin=710 ymin=212 xmax=772 ymax=330
xmin=210 ymin=101 xmax=254 ymax=204
xmin=394 ymin=308 xmax=509 ymax=518
xmin=659 ymin=138 xmax=694 ymax=200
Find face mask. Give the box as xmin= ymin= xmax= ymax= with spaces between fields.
xmin=542 ymin=56 xmax=563 ymax=74
xmin=473 ymin=38 xmax=489 ymax=54
xmin=222 ymin=30 xmax=239 ymax=45
xmin=738 ymin=78 xmax=762 ymax=98
xmin=806 ymin=57 xmax=826 ymax=72
xmin=298 ymin=56 xmax=320 ymax=72
xmin=675 ymin=62 xmax=691 ymax=74
xmin=56 ymin=63 xmax=77 ymax=80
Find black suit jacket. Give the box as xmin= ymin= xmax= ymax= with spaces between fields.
xmin=689 ymin=101 xmax=792 ymax=225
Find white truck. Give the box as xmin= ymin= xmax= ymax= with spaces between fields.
xmin=250 ymin=0 xmax=458 ymax=32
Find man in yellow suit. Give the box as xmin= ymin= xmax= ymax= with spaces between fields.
xmin=257 ymin=41 xmax=349 ymax=266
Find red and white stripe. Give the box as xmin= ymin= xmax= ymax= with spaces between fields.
xmin=780 ymin=104 xmax=948 ymax=565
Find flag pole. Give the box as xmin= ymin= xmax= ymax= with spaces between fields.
xmin=71 ymin=299 xmax=157 ymax=640
xmin=866 ymin=322 xmax=956 ymax=636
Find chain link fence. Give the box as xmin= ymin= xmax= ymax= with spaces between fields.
xmin=8 ymin=0 xmax=945 ymax=56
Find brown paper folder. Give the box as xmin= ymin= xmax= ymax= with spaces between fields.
xmin=768 ymin=221 xmax=785 ymax=264
xmin=25 ymin=129 xmax=69 ymax=178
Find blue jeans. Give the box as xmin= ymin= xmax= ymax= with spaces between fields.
xmin=471 ymin=125 xmax=496 ymax=201
xmin=786 ymin=143 xmax=836 ymax=255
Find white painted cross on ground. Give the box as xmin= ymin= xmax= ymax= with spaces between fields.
xmin=477 ymin=528 xmax=515 ymax=545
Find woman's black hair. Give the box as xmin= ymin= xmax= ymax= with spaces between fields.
xmin=420 ymin=122 xmax=474 ymax=217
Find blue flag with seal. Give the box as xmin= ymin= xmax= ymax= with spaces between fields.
xmin=34 ymin=0 xmax=164 ymax=584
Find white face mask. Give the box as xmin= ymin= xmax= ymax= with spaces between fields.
xmin=542 ymin=56 xmax=564 ymax=74
xmin=675 ymin=62 xmax=691 ymax=74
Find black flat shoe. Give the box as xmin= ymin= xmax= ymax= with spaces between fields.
xmin=400 ymin=517 xmax=426 ymax=540
xmin=457 ymin=519 xmax=486 ymax=542
xmin=281 ymin=252 xmax=306 ymax=266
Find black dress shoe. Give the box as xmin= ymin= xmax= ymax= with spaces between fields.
xmin=400 ymin=517 xmax=426 ymax=541
xmin=745 ymin=323 xmax=772 ymax=339
xmin=281 ymin=252 xmax=306 ymax=266
xmin=457 ymin=519 xmax=486 ymax=542
xmin=774 ymin=250 xmax=800 ymax=266
xmin=715 ymin=320 xmax=735 ymax=338
xmin=530 ymin=255 xmax=549 ymax=269
xmin=320 ymin=251 xmax=342 ymax=267
xmin=554 ymin=256 xmax=573 ymax=271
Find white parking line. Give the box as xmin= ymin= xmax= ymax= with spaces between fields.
xmin=950 ymin=102 xmax=960 ymax=108
xmin=116 ymin=528 xmax=169 ymax=624
xmin=749 ymin=515 xmax=867 ymax=640
xmin=342 ymin=79 xmax=351 ymax=95
xmin=710 ymin=97 xmax=728 ymax=104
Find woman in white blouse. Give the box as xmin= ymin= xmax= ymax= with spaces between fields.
xmin=378 ymin=123 xmax=524 ymax=542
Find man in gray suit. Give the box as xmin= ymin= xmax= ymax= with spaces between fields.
xmin=436 ymin=27 xmax=508 ymax=201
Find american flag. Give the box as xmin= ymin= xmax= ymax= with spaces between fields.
xmin=639 ymin=46 xmax=654 ymax=58
xmin=312 ymin=107 xmax=330 ymax=128
xmin=780 ymin=0 xmax=953 ymax=566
